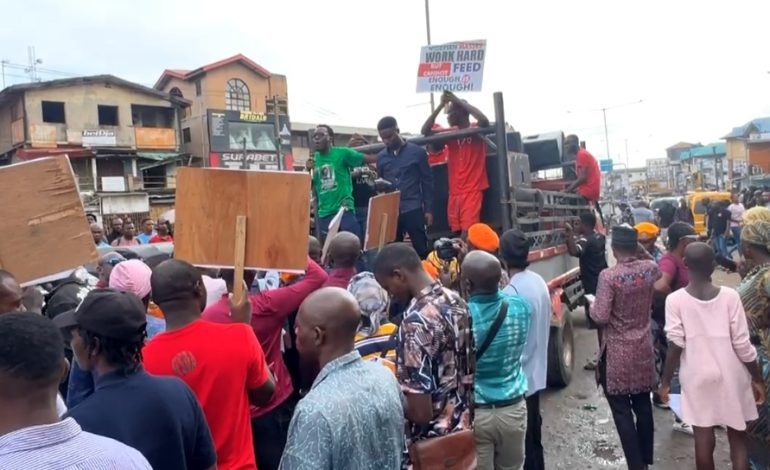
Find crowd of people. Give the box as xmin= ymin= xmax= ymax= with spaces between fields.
xmin=2 ymin=88 xmax=770 ymax=470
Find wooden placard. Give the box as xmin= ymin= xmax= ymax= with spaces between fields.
xmin=174 ymin=167 xmax=310 ymax=272
xmin=0 ymin=157 xmax=98 ymax=285
xmin=364 ymin=191 xmax=400 ymax=250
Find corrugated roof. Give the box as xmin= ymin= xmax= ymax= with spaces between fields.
xmin=680 ymin=142 xmax=726 ymax=160
xmin=0 ymin=74 xmax=190 ymax=107
xmin=722 ymin=117 xmax=770 ymax=139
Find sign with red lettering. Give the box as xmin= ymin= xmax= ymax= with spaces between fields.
xmin=416 ymin=40 xmax=486 ymax=93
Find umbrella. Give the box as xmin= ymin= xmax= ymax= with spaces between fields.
xmin=160 ymin=209 xmax=175 ymax=224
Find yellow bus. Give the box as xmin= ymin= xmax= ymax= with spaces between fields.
xmin=688 ymin=191 xmax=732 ymax=236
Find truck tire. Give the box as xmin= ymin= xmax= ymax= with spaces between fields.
xmin=547 ymin=307 xmax=574 ymax=388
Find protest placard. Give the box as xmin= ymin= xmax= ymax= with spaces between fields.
xmin=0 ymin=157 xmax=98 ymax=285
xmin=416 ymin=39 xmax=486 ymax=93
xmin=174 ymin=167 xmax=310 ymax=272
xmin=364 ymin=192 xmax=400 ymax=250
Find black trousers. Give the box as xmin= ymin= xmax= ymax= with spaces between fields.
xmin=524 ymin=392 xmax=545 ymax=470
xmin=600 ymin=356 xmax=654 ymax=469
xmin=251 ymin=397 xmax=297 ymax=470
xmin=396 ymin=208 xmax=429 ymax=258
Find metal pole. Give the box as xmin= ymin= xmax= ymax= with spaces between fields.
xmin=425 ymin=0 xmax=435 ymax=113
xmin=272 ymin=96 xmax=283 ymax=170
xmin=493 ymin=92 xmax=512 ymax=231
xmin=1 ymin=60 xmax=6 ymax=89
xmin=602 ymin=108 xmax=610 ymax=160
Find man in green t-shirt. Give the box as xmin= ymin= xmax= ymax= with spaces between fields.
xmin=311 ymin=125 xmax=372 ymax=241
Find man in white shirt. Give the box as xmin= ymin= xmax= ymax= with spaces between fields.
xmin=727 ymin=193 xmax=745 ymax=254
xmin=0 ymin=313 xmax=150 ymax=469
xmin=500 ymin=229 xmax=551 ymax=470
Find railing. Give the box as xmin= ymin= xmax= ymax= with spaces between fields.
xmin=141 ymin=175 xmax=177 ymax=191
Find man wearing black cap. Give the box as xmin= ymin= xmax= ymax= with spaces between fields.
xmin=589 ymin=224 xmax=660 ymax=470
xmin=55 ymin=289 xmax=216 ymax=470
xmin=500 ymin=229 xmax=551 ymax=470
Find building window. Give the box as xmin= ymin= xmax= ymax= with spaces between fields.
xmin=182 ymin=127 xmax=191 ymax=143
xmin=170 ymin=87 xmax=184 ymax=99
xmin=131 ymin=105 xmax=175 ymax=128
xmin=225 ymin=79 xmax=250 ymax=111
xmin=98 ymin=105 xmax=119 ymax=126
xmin=42 ymin=101 xmax=66 ymax=124
xmin=194 ymin=80 xmax=201 ymax=96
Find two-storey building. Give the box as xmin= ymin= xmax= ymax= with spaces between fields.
xmin=0 ymin=74 xmax=190 ymax=219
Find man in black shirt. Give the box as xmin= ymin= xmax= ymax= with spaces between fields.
xmin=657 ymin=201 xmax=676 ymax=243
xmin=565 ymin=212 xmax=608 ymax=370
xmin=708 ymin=200 xmax=731 ymax=259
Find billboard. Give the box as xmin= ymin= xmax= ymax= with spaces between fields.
xmin=207 ymin=110 xmax=292 ymax=170
xmin=416 ymin=40 xmax=486 ymax=93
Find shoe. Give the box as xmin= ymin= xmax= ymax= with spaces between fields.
xmin=673 ymin=420 xmax=694 ymax=435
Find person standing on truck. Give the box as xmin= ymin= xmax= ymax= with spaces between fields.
xmin=565 ymin=212 xmax=608 ymax=370
xmin=421 ymin=91 xmax=490 ymax=237
xmin=500 ymin=229 xmax=551 ymax=470
xmin=376 ymin=116 xmax=434 ymax=259
xmin=564 ymin=135 xmax=603 ymax=224
xmin=308 ymin=125 xmax=374 ymax=241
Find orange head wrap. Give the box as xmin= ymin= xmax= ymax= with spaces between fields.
xmin=467 ymin=223 xmax=500 ymax=253
xmin=422 ymin=260 xmax=439 ymax=280
xmin=634 ymin=222 xmax=659 ymax=242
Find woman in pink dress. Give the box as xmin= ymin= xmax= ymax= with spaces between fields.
xmin=659 ymin=242 xmax=765 ymax=470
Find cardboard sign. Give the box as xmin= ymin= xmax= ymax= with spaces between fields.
xmin=364 ymin=192 xmax=401 ymax=250
xmin=174 ymin=167 xmax=310 ymax=272
xmin=321 ymin=207 xmax=345 ymax=263
xmin=0 ymin=157 xmax=98 ymax=285
xmin=416 ymin=40 xmax=486 ymax=93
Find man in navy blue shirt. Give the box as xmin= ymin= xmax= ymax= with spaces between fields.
xmin=55 ymin=289 xmax=216 ymax=470
xmin=376 ymin=116 xmax=434 ymax=258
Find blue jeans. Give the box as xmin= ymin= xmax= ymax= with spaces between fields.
xmin=713 ymin=234 xmax=729 ymax=259
xmin=317 ymin=209 xmax=361 ymax=242
xmin=730 ymin=226 xmax=741 ymax=254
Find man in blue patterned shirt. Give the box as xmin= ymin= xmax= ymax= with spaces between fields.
xmin=280 ymin=287 xmax=404 ymax=470
xmin=462 ymin=251 xmax=532 ymax=470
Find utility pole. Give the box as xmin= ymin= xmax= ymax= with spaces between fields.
xmin=1 ymin=60 xmax=8 ymax=89
xmin=603 ymin=108 xmax=611 ymax=163
xmin=424 ymin=0 xmax=435 ymax=112
xmin=271 ymin=95 xmax=283 ymax=170
xmin=25 ymin=46 xmax=42 ymax=82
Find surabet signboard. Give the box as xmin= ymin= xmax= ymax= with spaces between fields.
xmin=416 ymin=40 xmax=486 ymax=93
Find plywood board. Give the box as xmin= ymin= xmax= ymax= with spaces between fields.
xmin=364 ymin=191 xmax=401 ymax=250
xmin=174 ymin=167 xmax=311 ymax=272
xmin=0 ymin=157 xmax=99 ymax=285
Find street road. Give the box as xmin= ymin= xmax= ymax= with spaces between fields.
xmin=540 ymin=269 xmax=740 ymax=468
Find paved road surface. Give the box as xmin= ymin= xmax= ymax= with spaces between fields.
xmin=540 ymin=269 xmax=740 ymax=468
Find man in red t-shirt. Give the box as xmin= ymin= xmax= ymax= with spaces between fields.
xmin=202 ymin=257 xmax=328 ymax=470
xmin=143 ymin=260 xmax=275 ymax=470
xmin=422 ymin=91 xmax=491 ymax=236
xmin=564 ymin=134 xmax=603 ymax=222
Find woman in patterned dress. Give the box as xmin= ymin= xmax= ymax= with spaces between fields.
xmin=737 ymin=208 xmax=770 ymax=469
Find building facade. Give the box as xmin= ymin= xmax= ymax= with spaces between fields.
xmin=154 ymin=54 xmax=290 ymax=170
xmin=723 ymin=117 xmax=770 ymax=182
xmin=0 ymin=75 xmax=190 ymax=217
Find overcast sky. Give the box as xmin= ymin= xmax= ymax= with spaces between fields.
xmin=2 ymin=0 xmax=769 ymax=167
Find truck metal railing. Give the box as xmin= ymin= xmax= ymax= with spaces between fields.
xmin=348 ymin=91 xmax=591 ymax=248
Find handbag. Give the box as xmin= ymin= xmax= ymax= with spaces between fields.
xmin=407 ymin=301 xmax=508 ymax=470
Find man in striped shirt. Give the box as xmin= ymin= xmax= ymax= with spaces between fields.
xmin=0 ymin=313 xmax=150 ymax=469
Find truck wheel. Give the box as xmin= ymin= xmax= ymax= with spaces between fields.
xmin=547 ymin=308 xmax=574 ymax=388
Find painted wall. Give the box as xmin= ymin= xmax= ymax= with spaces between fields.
xmin=22 ymin=83 xmax=179 ymax=149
